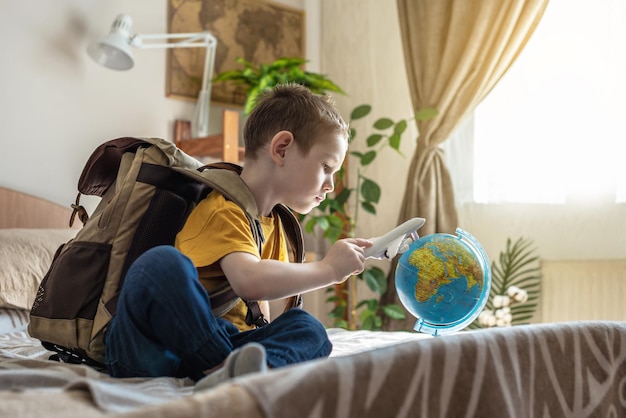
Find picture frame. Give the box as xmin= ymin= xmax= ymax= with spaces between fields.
xmin=166 ymin=0 xmax=306 ymax=107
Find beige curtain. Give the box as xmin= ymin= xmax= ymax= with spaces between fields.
xmin=382 ymin=0 xmax=550 ymax=331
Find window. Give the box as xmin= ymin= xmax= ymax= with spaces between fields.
xmin=448 ymin=0 xmax=626 ymax=204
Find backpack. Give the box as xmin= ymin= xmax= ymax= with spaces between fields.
xmin=28 ymin=137 xmax=304 ymax=368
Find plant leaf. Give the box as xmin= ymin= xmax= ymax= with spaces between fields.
xmin=351 ymin=104 xmax=372 ymax=120
xmin=361 ymin=201 xmax=376 ymax=215
xmin=415 ymin=107 xmax=439 ymax=120
xmin=235 ymin=56 xmax=256 ymax=68
xmin=361 ymin=315 xmax=375 ymax=330
xmin=393 ymin=120 xmax=408 ymax=135
xmin=364 ymin=267 xmax=387 ymax=295
xmin=349 ymin=127 xmax=356 ymax=143
xmin=302 ymin=72 xmax=345 ymax=94
xmin=304 ymin=218 xmax=317 ymax=234
xmin=373 ymin=118 xmax=394 ymax=130
xmin=328 ymin=305 xmax=345 ymax=319
xmin=270 ymin=57 xmax=307 ymax=69
xmin=382 ymin=304 xmax=406 ymax=319
xmin=389 ymin=133 xmax=401 ymax=150
xmin=316 ymin=216 xmax=330 ymax=231
xmin=367 ymin=299 xmax=379 ymax=311
xmin=366 ymin=134 xmax=383 ymax=147
xmin=244 ymin=86 xmax=261 ymax=115
xmin=361 ymin=178 xmax=381 ymax=203
xmin=325 ymin=295 xmax=343 ymax=303
xmin=360 ymin=150 xmax=377 ymax=166
xmin=482 ymin=237 xmax=541 ymax=327
xmin=334 ymin=187 xmax=352 ymax=206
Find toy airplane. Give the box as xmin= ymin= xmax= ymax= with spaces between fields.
xmin=364 ymin=217 xmax=426 ymax=259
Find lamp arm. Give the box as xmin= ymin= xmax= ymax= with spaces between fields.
xmin=132 ymin=32 xmax=217 ymax=49
xmin=130 ymin=31 xmax=218 ymax=137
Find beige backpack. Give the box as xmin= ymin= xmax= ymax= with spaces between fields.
xmin=28 ymin=137 xmax=303 ymax=368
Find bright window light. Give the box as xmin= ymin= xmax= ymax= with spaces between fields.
xmin=472 ymin=0 xmax=626 ymax=204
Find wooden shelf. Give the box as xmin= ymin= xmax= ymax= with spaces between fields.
xmin=174 ymin=109 xmax=244 ymax=163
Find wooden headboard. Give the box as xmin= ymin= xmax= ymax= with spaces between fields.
xmin=0 ymin=187 xmax=76 ymax=229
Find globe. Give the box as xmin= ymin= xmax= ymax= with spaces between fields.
xmin=395 ymin=228 xmax=491 ymax=336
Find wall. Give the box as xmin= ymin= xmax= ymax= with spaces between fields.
xmin=0 ymin=0 xmax=317 ymax=213
xmin=319 ymin=1 xmax=418 ymax=242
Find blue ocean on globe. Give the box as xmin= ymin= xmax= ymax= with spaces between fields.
xmin=395 ymin=228 xmax=491 ymax=336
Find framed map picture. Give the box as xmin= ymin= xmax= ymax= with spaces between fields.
xmin=167 ymin=0 xmax=306 ymax=107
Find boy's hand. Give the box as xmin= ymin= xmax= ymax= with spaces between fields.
xmin=322 ymin=238 xmax=373 ymax=283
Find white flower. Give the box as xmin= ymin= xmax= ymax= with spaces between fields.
xmin=493 ymin=295 xmax=510 ymax=308
xmin=478 ymin=310 xmax=498 ymax=327
xmin=514 ymin=289 xmax=528 ymax=303
xmin=507 ymin=286 xmax=521 ymax=297
xmin=496 ymin=318 xmax=510 ymax=327
xmin=478 ymin=310 xmax=495 ymax=327
xmin=507 ymin=286 xmax=529 ymax=303
xmin=495 ymin=307 xmax=511 ymax=319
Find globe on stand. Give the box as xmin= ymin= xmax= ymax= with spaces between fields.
xmin=395 ymin=228 xmax=491 ymax=336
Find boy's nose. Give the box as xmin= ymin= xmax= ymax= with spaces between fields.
xmin=323 ymin=179 xmax=334 ymax=193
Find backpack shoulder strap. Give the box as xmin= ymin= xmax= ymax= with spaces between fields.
xmin=273 ymin=204 xmax=305 ymax=311
xmin=185 ymin=162 xmax=305 ymax=317
xmin=274 ymin=204 xmax=305 ymax=264
xmin=175 ymin=163 xmax=265 ymax=252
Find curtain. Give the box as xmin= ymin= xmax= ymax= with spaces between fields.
xmin=382 ymin=0 xmax=550 ymax=331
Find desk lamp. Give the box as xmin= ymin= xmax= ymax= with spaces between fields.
xmin=87 ymin=14 xmax=217 ymax=137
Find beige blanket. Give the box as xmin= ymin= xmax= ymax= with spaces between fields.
xmin=1 ymin=322 xmax=625 ymax=418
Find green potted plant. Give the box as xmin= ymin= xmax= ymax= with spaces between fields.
xmin=213 ymin=57 xmax=344 ymax=114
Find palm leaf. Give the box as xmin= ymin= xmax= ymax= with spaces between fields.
xmin=472 ymin=237 xmax=541 ymax=328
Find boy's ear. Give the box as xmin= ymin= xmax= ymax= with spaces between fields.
xmin=269 ymin=131 xmax=295 ymax=166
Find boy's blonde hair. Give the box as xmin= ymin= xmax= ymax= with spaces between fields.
xmin=243 ymin=83 xmax=349 ymax=160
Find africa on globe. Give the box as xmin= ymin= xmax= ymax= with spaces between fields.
xmin=395 ymin=228 xmax=491 ymax=336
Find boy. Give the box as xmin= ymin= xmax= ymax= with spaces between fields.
xmin=104 ymin=84 xmax=372 ymax=389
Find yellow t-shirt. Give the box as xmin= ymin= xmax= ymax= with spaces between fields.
xmin=175 ymin=190 xmax=288 ymax=330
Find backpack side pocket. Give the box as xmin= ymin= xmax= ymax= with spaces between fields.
xmin=29 ymin=241 xmax=112 ymax=349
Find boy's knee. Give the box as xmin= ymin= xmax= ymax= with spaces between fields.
xmin=140 ymin=245 xmax=185 ymax=263
xmin=292 ymin=309 xmax=332 ymax=356
xmin=125 ymin=245 xmax=195 ymax=289
xmin=283 ymin=309 xmax=328 ymax=337
xmin=282 ymin=307 xmax=317 ymax=324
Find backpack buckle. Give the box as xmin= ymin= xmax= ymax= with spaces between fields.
xmin=70 ymin=193 xmax=89 ymax=227
xmin=244 ymin=300 xmax=269 ymax=328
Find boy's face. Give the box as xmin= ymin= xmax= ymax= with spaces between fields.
xmin=280 ymin=132 xmax=347 ymax=214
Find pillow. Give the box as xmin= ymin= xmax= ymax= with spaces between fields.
xmin=0 ymin=229 xmax=77 ymax=310
xmin=0 ymin=307 xmax=30 ymax=334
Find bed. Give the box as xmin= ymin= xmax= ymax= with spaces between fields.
xmin=1 ymin=186 xmax=626 ymax=418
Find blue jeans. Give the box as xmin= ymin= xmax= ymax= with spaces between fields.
xmin=105 ymin=246 xmax=332 ymax=381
